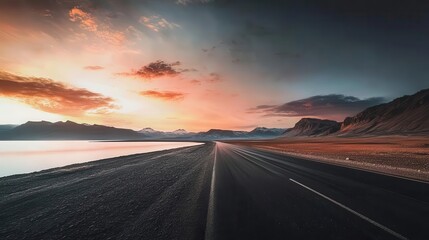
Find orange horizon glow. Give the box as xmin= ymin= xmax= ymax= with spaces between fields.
xmin=0 ymin=4 xmax=294 ymax=132
xmin=0 ymin=1 xmax=389 ymax=132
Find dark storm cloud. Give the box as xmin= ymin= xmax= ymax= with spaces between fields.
xmin=252 ymin=94 xmax=385 ymax=120
xmin=0 ymin=71 xmax=115 ymax=116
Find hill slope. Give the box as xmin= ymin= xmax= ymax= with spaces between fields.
xmin=283 ymin=118 xmax=340 ymax=137
xmin=340 ymin=89 xmax=429 ymax=135
xmin=0 ymin=121 xmax=144 ymax=140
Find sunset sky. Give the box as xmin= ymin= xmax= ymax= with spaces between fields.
xmin=0 ymin=0 xmax=428 ymax=131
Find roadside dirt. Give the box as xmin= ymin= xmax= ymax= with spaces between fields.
xmin=231 ymin=136 xmax=429 ymax=181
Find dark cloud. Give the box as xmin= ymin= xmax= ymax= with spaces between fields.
xmin=244 ymin=21 xmax=273 ymax=37
xmin=140 ymin=90 xmax=185 ymax=101
xmin=84 ymin=65 xmax=104 ymax=70
xmin=202 ymin=46 xmax=216 ymax=53
xmin=190 ymin=79 xmax=201 ymax=85
xmin=275 ymin=51 xmax=301 ymax=59
xmin=252 ymin=94 xmax=385 ymax=120
xmin=0 ymin=71 xmax=115 ymax=116
xmin=176 ymin=0 xmax=214 ymax=5
xmin=248 ymin=104 xmax=277 ymax=111
xmin=121 ymin=60 xmax=192 ymax=79
xmin=207 ymin=73 xmax=221 ymax=83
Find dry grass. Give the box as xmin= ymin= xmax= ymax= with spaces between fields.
xmin=230 ymin=136 xmax=429 ymax=181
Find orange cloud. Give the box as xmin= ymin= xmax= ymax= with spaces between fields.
xmin=139 ymin=15 xmax=180 ymax=32
xmin=69 ymin=7 xmax=98 ymax=32
xmin=84 ymin=65 xmax=104 ymax=70
xmin=0 ymin=71 xmax=116 ymax=116
xmin=68 ymin=7 xmax=125 ymax=45
xmin=140 ymin=90 xmax=185 ymax=101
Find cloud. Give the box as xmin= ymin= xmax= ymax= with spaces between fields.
xmin=68 ymin=7 xmax=125 ymax=45
xmin=207 ymin=73 xmax=222 ymax=83
xmin=139 ymin=15 xmax=180 ymax=32
xmin=190 ymin=79 xmax=201 ymax=85
xmin=251 ymin=94 xmax=385 ymax=120
xmin=140 ymin=90 xmax=185 ymax=101
xmin=69 ymin=7 xmax=98 ymax=32
xmin=188 ymin=73 xmax=222 ymax=84
xmin=176 ymin=0 xmax=214 ymax=5
xmin=202 ymin=46 xmax=216 ymax=53
xmin=121 ymin=60 xmax=191 ymax=79
xmin=84 ymin=65 xmax=104 ymax=70
xmin=247 ymin=105 xmax=277 ymax=112
xmin=0 ymin=71 xmax=116 ymax=116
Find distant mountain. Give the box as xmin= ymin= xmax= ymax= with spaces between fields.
xmin=172 ymin=129 xmax=189 ymax=135
xmin=0 ymin=121 xmax=287 ymax=141
xmin=138 ymin=127 xmax=196 ymax=139
xmin=283 ymin=118 xmax=340 ymax=137
xmin=248 ymin=127 xmax=287 ymax=138
xmin=193 ymin=129 xmax=248 ymax=140
xmin=138 ymin=127 xmax=159 ymax=134
xmin=192 ymin=127 xmax=286 ymax=140
xmin=339 ymin=89 xmax=429 ymax=135
xmin=0 ymin=121 xmax=144 ymax=140
xmin=0 ymin=124 xmax=17 ymax=132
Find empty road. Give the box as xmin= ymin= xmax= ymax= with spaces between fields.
xmin=1 ymin=142 xmax=428 ymax=240
xmin=208 ymin=142 xmax=429 ymax=240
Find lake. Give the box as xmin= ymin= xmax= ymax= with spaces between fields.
xmin=0 ymin=141 xmax=202 ymax=177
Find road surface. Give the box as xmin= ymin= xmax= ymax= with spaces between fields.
xmin=0 ymin=143 xmax=215 ymax=240
xmin=1 ymin=142 xmax=428 ymax=240
xmin=210 ymin=142 xmax=429 ymax=240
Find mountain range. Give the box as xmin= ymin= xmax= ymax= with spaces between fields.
xmin=138 ymin=127 xmax=196 ymax=139
xmin=0 ymin=122 xmax=286 ymax=140
xmin=0 ymin=121 xmax=143 ymax=140
xmin=282 ymin=88 xmax=429 ymax=137
xmin=1 ymin=88 xmax=428 ymax=140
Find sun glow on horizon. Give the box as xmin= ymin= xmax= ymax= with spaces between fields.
xmin=1 ymin=0 xmax=421 ymax=131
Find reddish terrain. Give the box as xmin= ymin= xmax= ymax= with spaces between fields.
xmin=231 ymin=136 xmax=429 ymax=181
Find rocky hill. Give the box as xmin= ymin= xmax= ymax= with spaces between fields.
xmin=339 ymin=89 xmax=429 ymax=135
xmin=283 ymin=118 xmax=341 ymax=137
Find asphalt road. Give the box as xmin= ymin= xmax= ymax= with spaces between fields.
xmin=208 ymin=142 xmax=429 ymax=240
xmin=0 ymin=143 xmax=215 ymax=240
xmin=1 ymin=142 xmax=428 ymax=240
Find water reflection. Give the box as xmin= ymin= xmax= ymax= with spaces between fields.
xmin=0 ymin=141 xmax=202 ymax=177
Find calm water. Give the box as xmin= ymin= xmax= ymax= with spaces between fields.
xmin=0 ymin=141 xmax=202 ymax=177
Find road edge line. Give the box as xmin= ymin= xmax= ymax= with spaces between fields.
xmin=289 ymin=178 xmax=408 ymax=240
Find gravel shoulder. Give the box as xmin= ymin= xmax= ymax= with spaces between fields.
xmin=0 ymin=143 xmax=215 ymax=240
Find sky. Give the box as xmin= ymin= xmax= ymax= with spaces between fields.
xmin=0 ymin=0 xmax=428 ymax=131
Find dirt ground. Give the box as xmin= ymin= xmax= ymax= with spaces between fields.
xmin=230 ymin=136 xmax=429 ymax=181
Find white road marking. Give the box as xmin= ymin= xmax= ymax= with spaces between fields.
xmin=289 ymin=178 xmax=408 ymax=240
xmin=204 ymin=142 xmax=217 ymax=240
